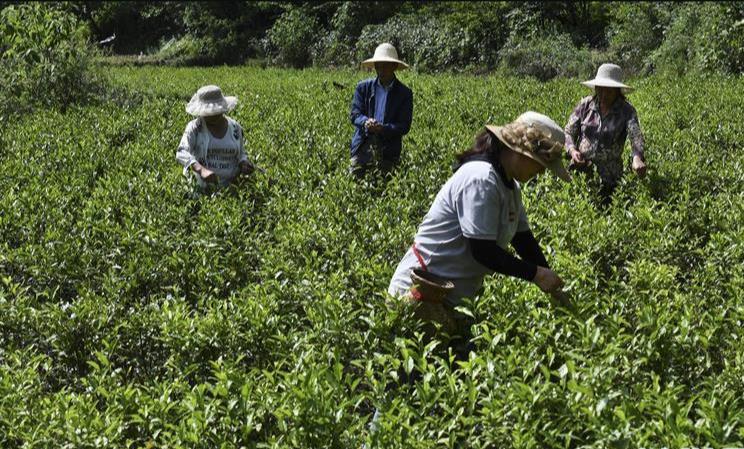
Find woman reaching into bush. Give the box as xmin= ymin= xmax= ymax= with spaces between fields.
xmin=363 ymin=112 xmax=573 ymax=443
xmin=564 ymin=63 xmax=648 ymax=202
xmin=388 ymin=111 xmax=572 ymax=337
xmin=176 ymin=85 xmax=255 ymax=191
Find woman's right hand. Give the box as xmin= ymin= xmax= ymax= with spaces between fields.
xmin=533 ymin=266 xmax=564 ymax=293
xmin=570 ymin=149 xmax=588 ymax=166
xmin=193 ymin=163 xmax=217 ymax=183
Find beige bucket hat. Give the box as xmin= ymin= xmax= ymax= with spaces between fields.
xmin=486 ymin=111 xmax=571 ymax=183
xmin=581 ymin=63 xmax=633 ymax=91
xmin=185 ymin=85 xmax=237 ymax=117
xmin=361 ymin=43 xmax=409 ymax=69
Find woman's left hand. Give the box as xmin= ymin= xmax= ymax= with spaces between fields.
xmin=632 ymin=155 xmax=647 ymax=178
xmin=365 ymin=119 xmax=384 ymax=134
xmin=239 ymin=161 xmax=255 ymax=175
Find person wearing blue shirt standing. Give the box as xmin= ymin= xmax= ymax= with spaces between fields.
xmin=349 ymin=43 xmax=414 ymax=177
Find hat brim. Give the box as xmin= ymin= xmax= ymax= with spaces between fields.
xmin=581 ymin=79 xmax=633 ymax=92
xmin=360 ymin=58 xmax=409 ymax=69
xmin=185 ymin=96 xmax=238 ymax=116
xmin=486 ymin=125 xmax=571 ymax=183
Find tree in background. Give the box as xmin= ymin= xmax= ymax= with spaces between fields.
xmin=0 ymin=3 xmax=101 ymax=115
xmin=181 ymin=1 xmax=283 ymax=65
xmin=649 ymin=2 xmax=744 ymax=75
xmin=263 ymin=4 xmax=319 ymax=68
xmin=606 ymin=2 xmax=672 ymax=75
xmin=64 ymin=2 xmax=186 ymax=54
xmin=312 ymin=1 xmax=404 ymax=68
xmin=43 ymin=0 xmax=744 ymax=77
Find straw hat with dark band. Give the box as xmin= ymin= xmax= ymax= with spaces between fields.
xmin=582 ymin=63 xmax=633 ymax=92
xmin=361 ymin=43 xmax=409 ymax=70
xmin=186 ymin=85 xmax=237 ymax=117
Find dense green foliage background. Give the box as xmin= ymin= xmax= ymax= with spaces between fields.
xmin=1 ymin=64 xmax=743 ymax=447
xmin=44 ymin=1 xmax=744 ymax=76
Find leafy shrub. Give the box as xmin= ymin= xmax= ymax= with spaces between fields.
xmin=180 ymin=3 xmax=243 ymax=65
xmin=264 ymin=8 xmax=319 ymax=68
xmin=312 ymin=2 xmax=412 ymax=68
xmin=163 ymin=2 xmax=283 ymax=66
xmin=62 ymin=2 xmax=186 ymax=55
xmin=311 ymin=29 xmax=356 ymax=69
xmin=0 ymin=3 xmax=100 ymax=114
xmin=355 ymin=9 xmax=506 ymax=73
xmin=606 ymin=2 xmax=671 ymax=75
xmin=355 ymin=16 xmax=441 ymax=72
xmin=152 ymin=35 xmax=212 ymax=66
xmin=498 ymin=31 xmax=595 ymax=81
xmin=650 ymin=2 xmax=744 ymax=75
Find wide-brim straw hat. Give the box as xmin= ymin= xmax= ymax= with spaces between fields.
xmin=361 ymin=43 xmax=409 ymax=69
xmin=185 ymin=85 xmax=237 ymax=117
xmin=581 ymin=63 xmax=633 ymax=92
xmin=486 ymin=111 xmax=571 ymax=183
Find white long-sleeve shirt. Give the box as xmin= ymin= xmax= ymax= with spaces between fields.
xmin=176 ymin=116 xmax=251 ymax=187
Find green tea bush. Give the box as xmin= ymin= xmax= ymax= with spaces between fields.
xmin=0 ymin=66 xmax=743 ymax=447
xmin=498 ymin=31 xmax=596 ymax=81
xmin=0 ymin=3 xmax=99 ymax=115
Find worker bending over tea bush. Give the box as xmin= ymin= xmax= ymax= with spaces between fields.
xmin=176 ymin=85 xmax=255 ymax=191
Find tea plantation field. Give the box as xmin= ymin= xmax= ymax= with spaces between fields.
xmin=1 ymin=66 xmax=743 ymax=448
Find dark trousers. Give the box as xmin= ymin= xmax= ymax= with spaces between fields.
xmin=568 ymin=162 xmax=617 ymax=206
xmin=350 ymin=137 xmax=400 ymax=177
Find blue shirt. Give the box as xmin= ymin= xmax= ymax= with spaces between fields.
xmin=349 ymin=76 xmax=414 ymax=160
xmin=373 ymin=78 xmax=394 ymax=123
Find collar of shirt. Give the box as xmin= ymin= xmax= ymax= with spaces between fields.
xmin=590 ymin=95 xmax=624 ymax=116
xmin=375 ymin=76 xmax=396 ymax=91
xmin=454 ymin=153 xmax=515 ymax=190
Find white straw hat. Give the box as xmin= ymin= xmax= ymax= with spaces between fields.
xmin=581 ymin=63 xmax=633 ymax=91
xmin=486 ymin=111 xmax=571 ymax=183
xmin=185 ymin=85 xmax=237 ymax=117
xmin=361 ymin=43 xmax=409 ymax=69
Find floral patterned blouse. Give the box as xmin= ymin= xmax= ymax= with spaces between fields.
xmin=564 ymin=95 xmax=646 ymax=186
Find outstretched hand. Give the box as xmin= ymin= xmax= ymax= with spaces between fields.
xmin=533 ymin=266 xmax=564 ymax=293
xmin=632 ymin=155 xmax=647 ymax=178
xmin=549 ymin=289 xmax=574 ymax=311
xmin=239 ymin=160 xmax=255 ymax=175
xmin=199 ymin=167 xmax=218 ymax=184
xmin=570 ymin=149 xmax=590 ymax=167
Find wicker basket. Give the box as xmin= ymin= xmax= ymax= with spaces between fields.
xmin=408 ymin=269 xmax=457 ymax=336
